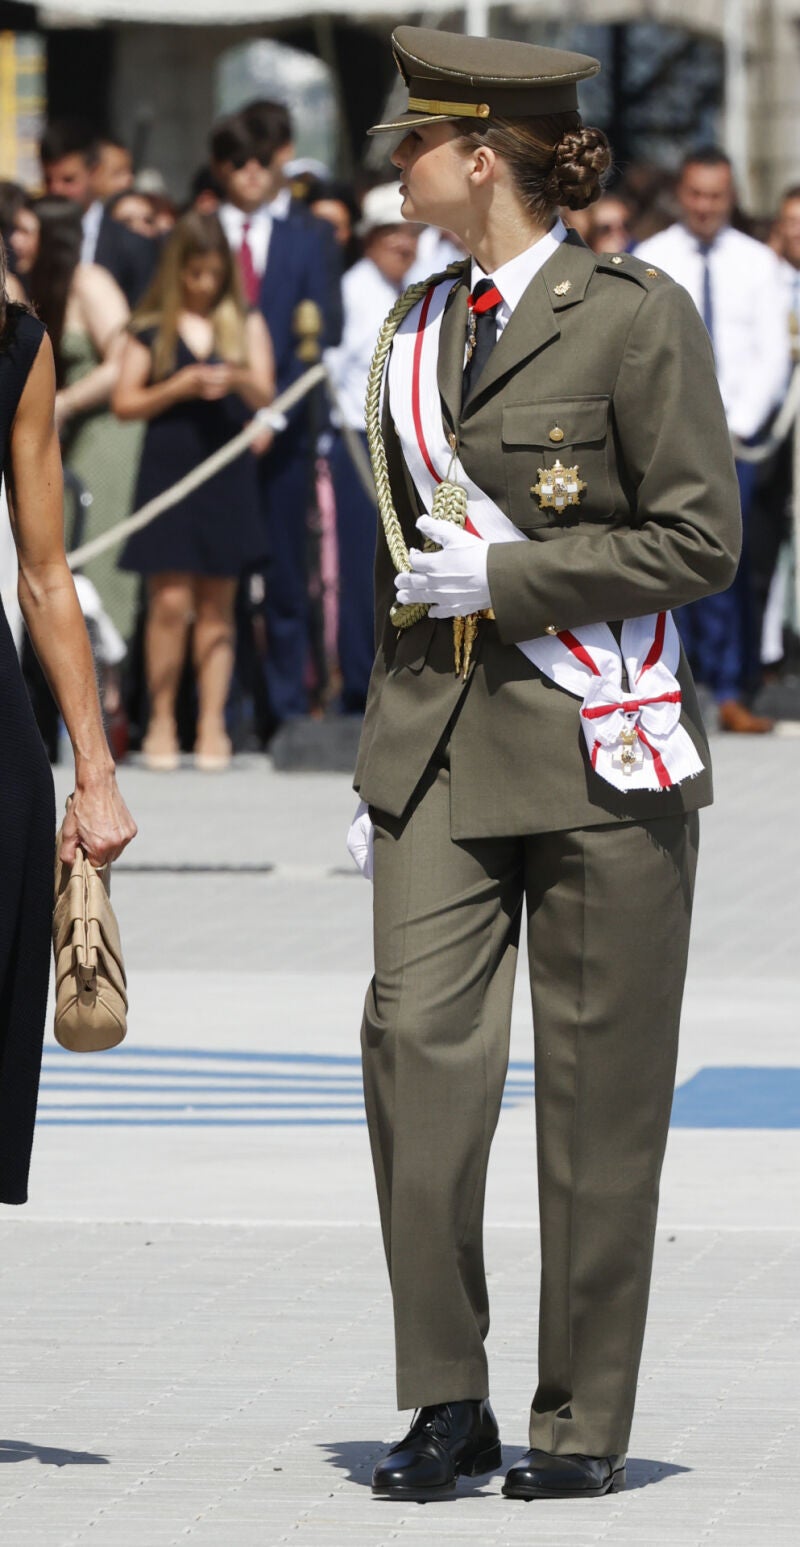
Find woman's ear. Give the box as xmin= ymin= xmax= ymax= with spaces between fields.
xmin=468 ymin=144 xmax=497 ymax=187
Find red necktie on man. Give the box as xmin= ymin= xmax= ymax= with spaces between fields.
xmin=238 ymin=219 xmax=260 ymax=306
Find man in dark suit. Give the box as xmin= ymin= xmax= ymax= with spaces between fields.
xmin=213 ymin=104 xmax=341 ymax=729
xmin=40 ymin=119 xmax=157 ymax=308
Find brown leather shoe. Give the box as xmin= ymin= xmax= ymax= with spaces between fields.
xmin=718 ymin=699 xmax=774 ymax=734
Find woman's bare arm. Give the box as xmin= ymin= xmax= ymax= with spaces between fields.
xmin=6 ymin=330 xmax=136 ymax=865
xmin=55 ymin=265 xmax=130 ymax=426
xmin=232 ymin=310 xmax=276 ymax=410
xmin=112 ymin=332 xmax=210 ymax=421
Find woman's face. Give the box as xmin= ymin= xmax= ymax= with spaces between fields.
xmin=180 ymin=252 xmax=226 ymax=314
xmin=310 ymin=198 xmax=352 ymax=248
xmin=391 ymin=122 xmax=471 ymax=231
xmin=112 ymin=194 xmax=158 ymax=240
xmin=10 ymin=209 xmax=40 ymax=275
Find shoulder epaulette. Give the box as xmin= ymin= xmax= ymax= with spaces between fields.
xmin=593 ymin=251 xmax=671 ymax=291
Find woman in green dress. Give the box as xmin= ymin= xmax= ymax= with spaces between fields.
xmin=11 ymin=196 xmax=143 ymax=642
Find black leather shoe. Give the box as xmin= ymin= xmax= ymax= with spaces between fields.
xmin=502 ymin=1448 xmax=626 ymax=1499
xmin=372 ymin=1399 xmax=501 ymax=1500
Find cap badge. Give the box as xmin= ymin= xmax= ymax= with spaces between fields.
xmin=532 ymin=459 xmax=586 ymax=512
xmin=553 ymin=280 xmax=572 ymax=296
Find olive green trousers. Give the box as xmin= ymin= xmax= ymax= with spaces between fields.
xmin=361 ymin=760 xmax=699 ymax=1457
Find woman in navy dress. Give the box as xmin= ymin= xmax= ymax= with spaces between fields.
xmin=0 ymin=287 xmax=136 ymax=1207
xmin=115 ymin=212 xmax=274 ymax=770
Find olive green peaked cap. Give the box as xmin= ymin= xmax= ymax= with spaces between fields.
xmin=369 ymin=25 xmax=601 ymax=135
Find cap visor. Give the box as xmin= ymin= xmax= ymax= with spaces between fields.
xmin=367 ymin=109 xmax=461 ymax=136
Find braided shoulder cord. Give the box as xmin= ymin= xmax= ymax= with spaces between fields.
xmin=364 ymin=264 xmax=465 ymax=629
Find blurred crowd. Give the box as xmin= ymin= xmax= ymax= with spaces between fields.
xmin=0 ymin=104 xmax=798 ymax=768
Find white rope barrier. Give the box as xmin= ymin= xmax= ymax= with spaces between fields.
xmin=730 ymin=365 xmax=800 ymax=463
xmin=65 ymin=354 xmax=800 ymax=622
xmin=66 ymin=363 xmax=328 ymax=569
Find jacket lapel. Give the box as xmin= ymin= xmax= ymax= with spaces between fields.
xmin=462 ymin=230 xmax=597 ymax=416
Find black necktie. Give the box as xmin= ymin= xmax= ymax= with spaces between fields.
xmin=463 ymin=277 xmax=502 ymax=403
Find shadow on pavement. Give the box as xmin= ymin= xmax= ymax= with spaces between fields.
xmin=624 ymin=1458 xmax=691 ymax=1490
xmin=320 ymin=1441 xmax=689 ymax=1495
xmin=0 ymin=1438 xmax=109 ymax=1467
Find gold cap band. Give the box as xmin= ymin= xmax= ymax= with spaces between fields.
xmin=406 ymin=96 xmax=491 ymax=119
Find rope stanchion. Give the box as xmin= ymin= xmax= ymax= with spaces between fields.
xmin=65 ymin=363 xmax=327 ymax=570
xmin=323 ymin=377 xmax=379 ymax=509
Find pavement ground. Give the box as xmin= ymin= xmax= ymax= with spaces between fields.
xmin=0 ymin=734 xmax=798 ymax=1547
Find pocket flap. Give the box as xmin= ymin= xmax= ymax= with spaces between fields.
xmin=502 ymin=396 xmax=609 ymax=447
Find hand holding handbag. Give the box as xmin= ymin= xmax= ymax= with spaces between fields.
xmin=53 ymin=818 xmax=128 ymax=1052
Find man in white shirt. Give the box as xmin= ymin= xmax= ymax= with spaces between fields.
xmin=39 ymin=119 xmax=155 ymax=304
xmin=748 ymin=186 xmax=800 ymax=673
xmin=325 ymin=184 xmax=420 ymax=711
xmin=636 ymin=148 xmax=787 ymax=733
xmin=212 ymin=116 xmax=277 ymax=305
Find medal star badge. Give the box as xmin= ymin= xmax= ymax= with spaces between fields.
xmin=532 ymin=458 xmax=586 ymax=512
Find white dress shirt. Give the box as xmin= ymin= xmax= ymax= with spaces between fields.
xmin=267 ymin=186 xmax=292 ymax=221
xmin=634 ymin=222 xmax=789 ymax=439
xmin=325 ymin=257 xmax=406 ymax=431
xmin=470 ymin=217 xmax=568 ymax=342
xmin=81 ymin=200 xmax=103 ymax=264
xmin=218 ymin=202 xmax=273 ymax=279
xmin=780 ymin=257 xmax=800 ymax=342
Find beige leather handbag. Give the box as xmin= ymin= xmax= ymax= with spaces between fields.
xmin=53 ymin=824 xmax=127 ymax=1052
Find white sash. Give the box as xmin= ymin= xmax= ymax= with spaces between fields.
xmin=387 ymin=277 xmax=704 ymax=794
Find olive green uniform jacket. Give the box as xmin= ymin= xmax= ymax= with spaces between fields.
xmin=354 ymin=231 xmax=742 ymax=838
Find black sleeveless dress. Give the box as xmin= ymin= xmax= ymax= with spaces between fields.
xmin=0 ymin=306 xmax=57 ymax=1205
xmin=119 ymin=326 xmax=265 ymax=578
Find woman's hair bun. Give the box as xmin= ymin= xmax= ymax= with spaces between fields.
xmin=546 ymin=126 xmax=612 ymax=210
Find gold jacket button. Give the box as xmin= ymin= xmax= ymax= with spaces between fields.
xmin=545 ymin=624 xmax=558 ymax=635
xmin=549 ymin=426 xmax=564 ymax=443
xmin=611 ymin=255 xmax=623 ymax=265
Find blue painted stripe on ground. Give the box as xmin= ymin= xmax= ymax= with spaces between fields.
xmin=670 ymin=1067 xmax=800 ymax=1129
xmin=36 ymin=1117 xmax=369 ymax=1127
xmin=38 ymin=1079 xmax=535 ymax=1096
xmin=42 ymin=1045 xmax=538 ymax=1072
xmin=37 ymin=1100 xmax=367 ymax=1112
xmin=35 ymin=1055 xmax=800 ymax=1129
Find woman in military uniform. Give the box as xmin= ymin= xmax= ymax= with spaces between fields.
xmin=348 ymin=26 xmax=740 ymax=1502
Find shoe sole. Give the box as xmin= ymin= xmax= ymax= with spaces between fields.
xmin=502 ymin=1465 xmax=626 ymax=1501
xmin=194 ymin=755 xmax=232 ymax=772
xmin=372 ymin=1440 xmax=503 ymax=1500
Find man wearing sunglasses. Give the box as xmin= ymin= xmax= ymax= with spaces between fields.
xmin=212 ymin=105 xmax=342 ymax=737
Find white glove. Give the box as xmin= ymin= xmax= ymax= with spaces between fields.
xmin=346 ymin=799 xmax=374 ymax=881
xmin=393 ymin=515 xmax=491 ymax=619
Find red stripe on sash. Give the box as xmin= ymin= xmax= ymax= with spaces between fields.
xmin=412 ymin=286 xmax=442 ymax=486
xmin=635 ymin=610 xmax=667 ymax=684
xmin=558 ymin=629 xmax=602 ymax=676
xmin=581 ymin=690 xmax=682 ymax=721
xmin=635 ymin=727 xmax=673 ymax=788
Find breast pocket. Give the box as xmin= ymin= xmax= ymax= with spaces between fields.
xmin=501 ymin=396 xmax=612 ymax=532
